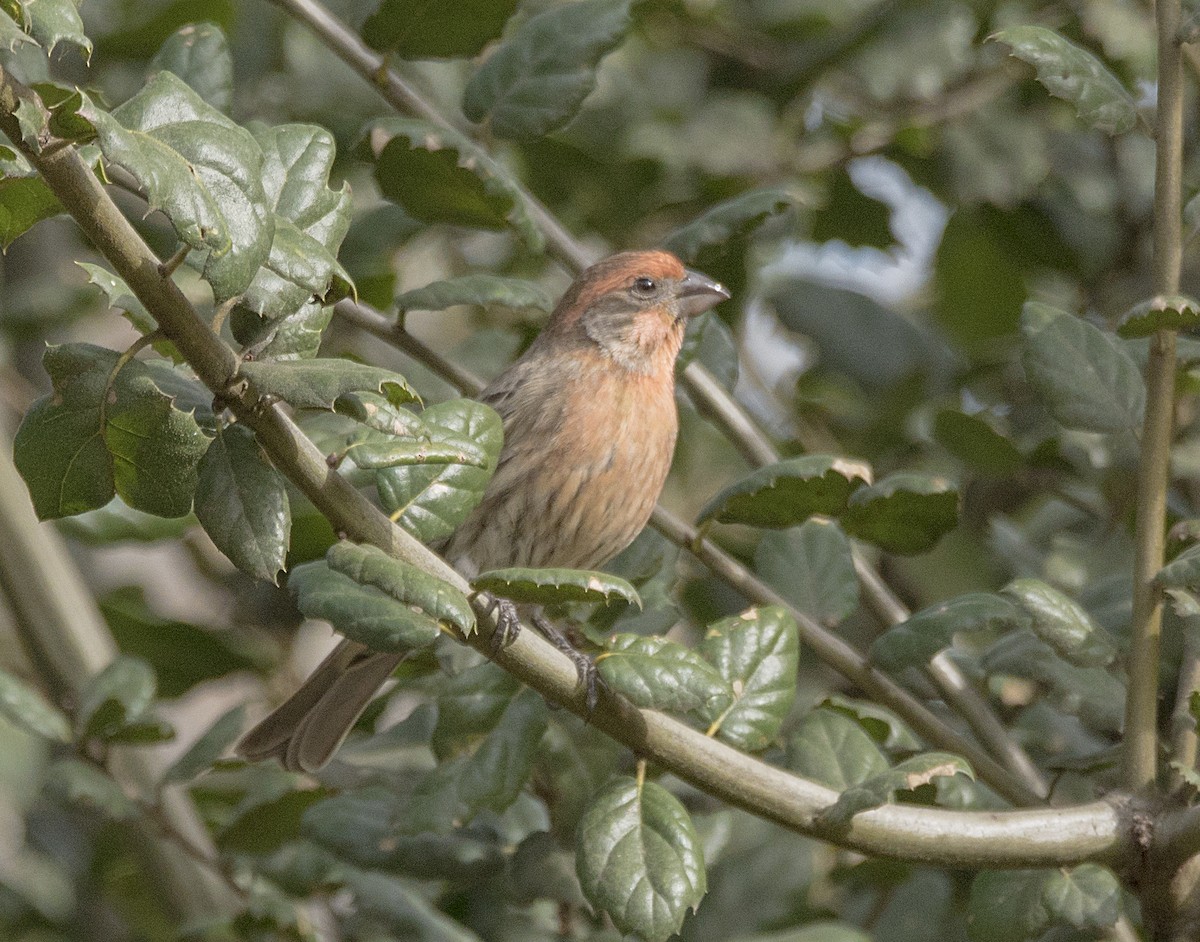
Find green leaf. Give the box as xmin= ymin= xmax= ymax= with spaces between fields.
xmin=100 ymin=586 xmax=260 ymax=698
xmin=786 ymin=708 xmax=888 ymax=790
xmin=18 ymin=0 xmax=91 ymax=56
xmin=15 ymin=345 xmax=117 ymax=519
xmin=161 ymin=705 xmax=245 ymax=784
xmin=342 ymin=868 xmax=486 ymax=941
xmin=1001 ymin=578 xmax=1117 ymax=668
xmin=57 ymin=498 xmax=192 ymax=544
xmin=697 ymin=455 xmax=869 ymax=528
xmin=104 ymin=373 xmax=212 ymax=519
xmin=326 ymin=541 xmax=475 ymax=636
xmin=981 ymin=631 xmax=1125 ymax=734
xmin=1117 ymin=294 xmax=1200 ymax=338
xmin=677 ymin=310 xmax=738 ymax=390
xmin=472 ymin=567 xmax=641 ymax=608
xmin=818 ymin=753 xmax=973 ymax=827
xmin=240 ymin=358 xmax=418 ymax=411
xmin=699 ymin=607 xmax=799 ymax=751
xmin=335 ymin=392 xmax=428 ymax=438
xmin=992 ymin=26 xmax=1138 ymax=135
xmin=871 ymin=593 xmax=1028 ymax=673
xmin=410 ymin=687 xmax=549 ymax=829
xmin=233 ymin=123 xmax=353 ymax=325
xmin=369 ymin=118 xmax=543 ymax=251
xmin=0 ymin=164 xmax=62 ymax=250
xmin=303 ymin=786 xmax=504 ymax=879
xmin=376 ymin=398 xmax=503 ymax=544
xmin=1158 ymin=543 xmax=1200 ymax=590
xmin=576 ymin=776 xmax=706 ymax=942
xmin=841 ymin=472 xmax=959 ymax=555
xmin=289 ymin=561 xmax=443 ymax=652
xmin=32 ymin=84 xmax=95 ymax=143
xmin=194 ymin=424 xmax=291 ymax=583
xmin=84 ymin=72 xmax=271 ymax=300
xmin=1021 ymin=302 xmax=1145 ymax=433
xmin=218 ymin=789 xmax=328 ymax=854
xmin=462 ymin=0 xmax=632 ymax=139
xmin=0 ymin=669 xmax=70 ymax=742
xmin=933 ymin=210 xmax=1025 ymax=353
xmin=348 ymin=436 xmax=489 ymax=470
xmin=822 ymin=695 xmax=921 ymax=752
xmin=44 ymin=759 xmax=138 ymax=820
xmin=13 ymin=95 xmax=48 ymax=152
xmin=0 ymin=8 xmax=37 ymax=52
xmin=395 ymin=274 xmax=552 ymax=313
xmin=149 ymin=22 xmax=232 ymax=112
xmin=663 ymin=186 xmax=804 ymax=262
xmin=933 ymin=410 xmax=1022 ymax=476
xmin=362 ymin=0 xmax=518 ymax=58
xmin=432 ymin=662 xmax=519 ymax=759
xmin=596 ymin=634 xmax=732 ymax=714
xmin=76 ymin=655 xmax=156 ymax=741
xmin=76 ymin=262 xmax=183 ymax=360
xmin=770 ymin=279 xmax=958 ymax=392
xmin=755 ymin=520 xmax=859 ymax=627
xmin=968 ymin=865 xmax=1121 ymax=942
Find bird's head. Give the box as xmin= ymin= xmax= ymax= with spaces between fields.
xmin=548 ymin=250 xmax=730 ymax=374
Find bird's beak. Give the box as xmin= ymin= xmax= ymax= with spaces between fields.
xmin=676 ymin=269 xmax=731 ymax=317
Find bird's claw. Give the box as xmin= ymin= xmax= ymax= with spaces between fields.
xmin=533 ymin=613 xmax=604 ymax=714
xmin=485 ymin=595 xmax=521 ymax=652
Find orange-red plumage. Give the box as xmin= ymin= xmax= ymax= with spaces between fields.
xmin=238 ymin=250 xmax=729 ymax=772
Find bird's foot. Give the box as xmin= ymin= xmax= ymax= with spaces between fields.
xmin=533 ymin=613 xmax=603 ymax=713
xmin=483 ymin=594 xmax=521 ymax=653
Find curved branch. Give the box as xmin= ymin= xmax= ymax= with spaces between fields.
xmin=0 ymin=66 xmax=1127 ymax=867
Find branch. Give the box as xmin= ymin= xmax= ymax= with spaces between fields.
xmin=0 ymin=66 xmax=1124 ymax=866
xmin=1125 ymin=0 xmax=1184 ymax=793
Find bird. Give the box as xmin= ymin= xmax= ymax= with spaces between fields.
xmin=237 ymin=250 xmax=731 ymax=772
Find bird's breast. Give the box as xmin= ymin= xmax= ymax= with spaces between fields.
xmin=446 ymin=356 xmax=679 ymax=574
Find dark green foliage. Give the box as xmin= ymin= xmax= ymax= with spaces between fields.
xmin=0 ymin=4 xmax=1178 ymax=941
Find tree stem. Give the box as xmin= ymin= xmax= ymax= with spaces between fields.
xmin=1125 ymin=0 xmax=1184 ymax=793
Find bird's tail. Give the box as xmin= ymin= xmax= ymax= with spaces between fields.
xmin=236 ymin=640 xmax=402 ymax=773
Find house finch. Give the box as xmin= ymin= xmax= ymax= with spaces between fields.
xmin=238 ymin=250 xmax=730 ymax=771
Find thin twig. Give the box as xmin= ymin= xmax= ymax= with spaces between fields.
xmin=1125 ymin=0 xmax=1184 ymax=793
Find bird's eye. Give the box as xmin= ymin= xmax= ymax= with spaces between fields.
xmin=632 ymin=276 xmax=657 ymax=295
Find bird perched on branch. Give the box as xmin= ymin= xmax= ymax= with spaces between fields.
xmin=238 ymin=250 xmax=731 ymax=772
